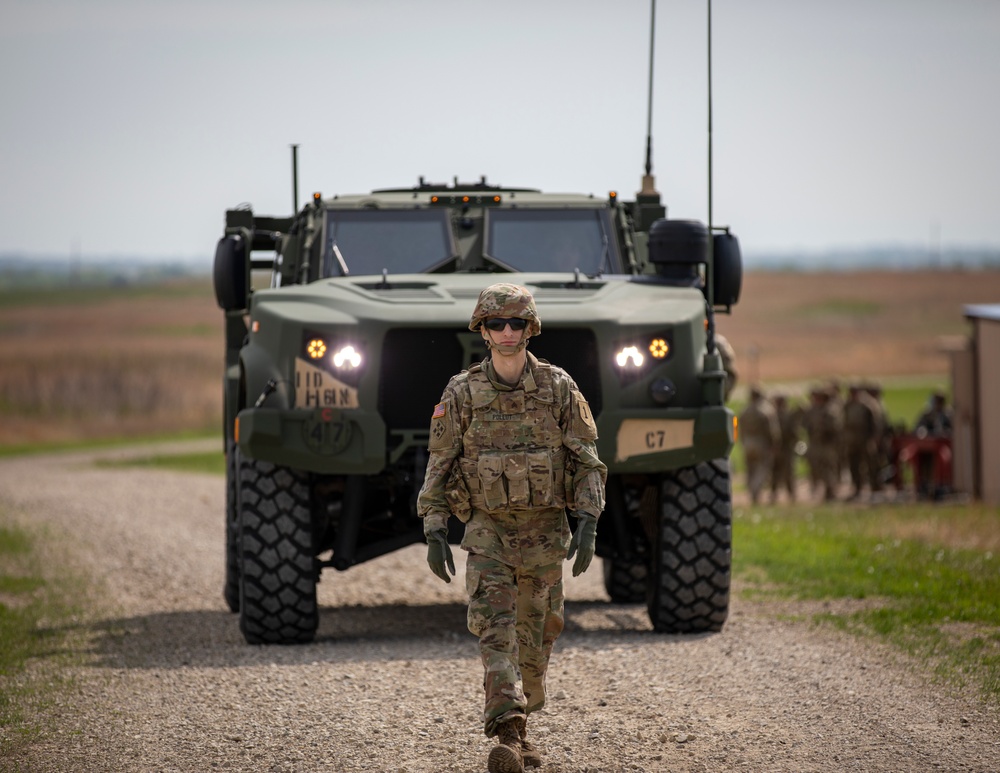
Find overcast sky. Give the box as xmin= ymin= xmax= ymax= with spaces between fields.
xmin=1 ymin=0 xmax=998 ymax=263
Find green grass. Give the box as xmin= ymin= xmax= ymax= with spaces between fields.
xmin=96 ymin=449 xmax=225 ymax=475
xmin=734 ymin=502 xmax=1000 ymax=702
xmin=797 ymin=298 xmax=883 ymax=318
xmin=0 ymin=429 xmax=217 ymax=459
xmin=0 ymin=520 xmax=79 ymax=755
xmin=139 ymin=322 xmax=217 ymax=337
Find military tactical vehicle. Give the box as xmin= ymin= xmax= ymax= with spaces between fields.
xmin=213 ymin=171 xmax=742 ymax=645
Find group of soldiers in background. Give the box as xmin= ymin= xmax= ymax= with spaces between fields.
xmin=738 ymin=381 xmax=954 ymax=505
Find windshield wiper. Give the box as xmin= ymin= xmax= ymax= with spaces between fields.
xmin=595 ymin=211 xmax=610 ymax=278
xmin=331 ymin=241 xmax=350 ymax=276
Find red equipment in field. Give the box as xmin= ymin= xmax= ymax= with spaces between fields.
xmin=895 ymin=433 xmax=953 ymax=499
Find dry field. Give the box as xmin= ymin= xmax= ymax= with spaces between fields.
xmin=0 ymin=283 xmax=220 ymax=446
xmin=1 ymin=268 xmax=998 ymax=448
xmin=717 ymin=268 xmax=1000 ymax=384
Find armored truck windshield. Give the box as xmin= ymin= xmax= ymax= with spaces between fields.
xmin=486 ymin=209 xmax=621 ymax=274
xmin=321 ymin=206 xmax=621 ymax=276
xmin=323 ymin=209 xmax=455 ymax=276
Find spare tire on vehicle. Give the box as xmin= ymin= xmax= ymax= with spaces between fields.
xmin=712 ymin=231 xmax=743 ymax=307
xmin=213 ymin=234 xmax=248 ymax=312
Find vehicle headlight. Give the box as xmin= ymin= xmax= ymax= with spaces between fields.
xmin=332 ymin=345 xmax=362 ymax=369
xmin=613 ymin=331 xmax=674 ymax=385
xmin=615 ymin=346 xmax=645 ymax=368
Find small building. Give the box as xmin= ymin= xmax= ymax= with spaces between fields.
xmin=950 ymin=304 xmax=1000 ymax=505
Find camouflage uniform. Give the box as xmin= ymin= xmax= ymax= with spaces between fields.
xmin=826 ymin=381 xmax=846 ymax=485
xmin=738 ymin=386 xmax=779 ymax=505
xmin=863 ymin=383 xmax=888 ymax=493
xmin=843 ymin=384 xmax=883 ymax=499
xmin=769 ymin=394 xmax=801 ymax=503
xmin=715 ymin=333 xmax=739 ymax=401
xmin=417 ymin=285 xmax=607 ymax=748
xmin=801 ymin=389 xmax=823 ymax=496
xmin=803 ymin=388 xmax=842 ymax=501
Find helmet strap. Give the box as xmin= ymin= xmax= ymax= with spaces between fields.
xmin=484 ymin=336 xmax=529 ymax=356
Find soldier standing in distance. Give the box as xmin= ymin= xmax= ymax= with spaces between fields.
xmin=843 ymin=384 xmax=880 ymax=501
xmin=912 ymin=391 xmax=953 ymax=499
xmin=801 ymin=388 xmax=824 ymax=497
xmin=810 ymin=388 xmax=843 ymax=501
xmin=826 ymin=379 xmax=846 ymax=489
xmin=863 ymin=382 xmax=889 ymax=498
xmin=715 ymin=332 xmax=739 ymax=401
xmin=416 ymin=283 xmax=607 ymax=773
xmin=739 ymin=385 xmax=779 ymax=506
xmin=769 ymin=392 xmax=800 ymax=504
xmin=916 ymin=391 xmax=953 ymax=438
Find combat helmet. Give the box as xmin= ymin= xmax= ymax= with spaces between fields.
xmin=468 ymin=283 xmax=541 ymax=337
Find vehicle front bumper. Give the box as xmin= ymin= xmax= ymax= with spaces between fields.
xmin=597 ymin=405 xmax=735 ymax=474
xmin=236 ymin=406 xmax=388 ymax=474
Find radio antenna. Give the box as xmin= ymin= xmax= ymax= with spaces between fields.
xmin=291 ymin=143 xmax=299 ymax=213
xmin=705 ymin=0 xmax=716 ymax=322
xmin=639 ymin=0 xmax=658 ymax=196
xmin=707 ymin=0 xmax=714 ymax=234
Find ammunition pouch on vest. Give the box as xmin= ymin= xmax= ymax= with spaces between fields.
xmin=457 ymin=358 xmax=571 ymax=514
xmin=459 ymin=448 xmax=567 ymax=513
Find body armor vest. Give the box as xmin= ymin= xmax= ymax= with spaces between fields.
xmin=457 ymin=361 xmax=569 ymax=513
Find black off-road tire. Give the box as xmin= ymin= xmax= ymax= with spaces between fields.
xmin=237 ymin=455 xmax=318 ymax=645
xmin=602 ymin=556 xmax=648 ymax=604
xmin=647 ymin=459 xmax=731 ymax=633
xmin=223 ymin=439 xmax=240 ymax=613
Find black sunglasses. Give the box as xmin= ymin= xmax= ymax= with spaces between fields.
xmin=484 ymin=317 xmax=528 ymax=332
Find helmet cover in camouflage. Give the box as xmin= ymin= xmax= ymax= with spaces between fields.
xmin=468 ymin=283 xmax=541 ymax=337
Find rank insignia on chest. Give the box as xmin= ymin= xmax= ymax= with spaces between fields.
xmin=432 ymin=402 xmax=446 ymax=419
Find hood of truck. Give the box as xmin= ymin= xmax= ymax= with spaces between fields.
xmin=250 ymin=272 xmax=707 ymax=328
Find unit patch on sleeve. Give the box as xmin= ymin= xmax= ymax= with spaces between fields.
xmin=429 ymin=403 xmax=453 ymax=450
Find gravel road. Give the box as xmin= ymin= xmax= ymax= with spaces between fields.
xmin=2 ymin=442 xmax=998 ymax=772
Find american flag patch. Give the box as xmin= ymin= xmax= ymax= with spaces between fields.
xmin=432 ymin=402 xmax=446 ymax=419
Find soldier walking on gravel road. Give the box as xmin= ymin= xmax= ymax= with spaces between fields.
xmin=417 ymin=283 xmax=608 ymax=773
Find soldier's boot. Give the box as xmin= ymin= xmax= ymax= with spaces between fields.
xmin=519 ymin=724 xmax=542 ymax=768
xmin=487 ymin=717 xmax=525 ymax=773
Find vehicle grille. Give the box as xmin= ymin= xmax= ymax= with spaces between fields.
xmin=379 ymin=328 xmax=602 ymax=431
xmin=529 ymin=328 xmax=602 ymax=414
